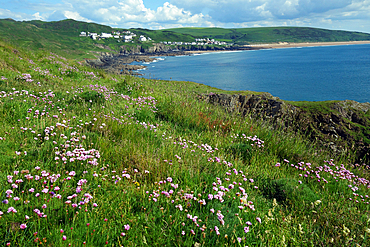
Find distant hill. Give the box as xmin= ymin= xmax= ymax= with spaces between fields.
xmin=1 ymin=18 xmax=370 ymax=58
xmin=164 ymin=26 xmax=370 ymax=44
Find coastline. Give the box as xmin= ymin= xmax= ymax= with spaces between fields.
xmin=87 ymin=40 xmax=370 ymax=74
xmin=185 ymin=40 xmax=370 ymax=54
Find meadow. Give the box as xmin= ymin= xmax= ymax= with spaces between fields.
xmin=1 ymin=38 xmax=370 ymax=247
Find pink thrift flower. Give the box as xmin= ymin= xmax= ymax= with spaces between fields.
xmin=62 ymin=235 xmax=66 ymax=241
xmin=7 ymin=207 xmax=17 ymax=213
xmin=256 ymin=217 xmax=262 ymax=223
xmin=124 ymin=224 xmax=130 ymax=231
xmin=20 ymin=223 xmax=27 ymax=229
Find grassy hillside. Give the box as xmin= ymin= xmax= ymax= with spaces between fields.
xmin=0 ymin=19 xmax=118 ymax=59
xmin=1 ymin=34 xmax=370 ymax=247
xmin=165 ymin=26 xmax=370 ymax=44
xmin=2 ymin=18 xmax=370 ymax=59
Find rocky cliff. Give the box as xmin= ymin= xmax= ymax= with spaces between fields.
xmin=119 ymin=43 xmax=256 ymax=55
xmin=199 ymin=93 xmax=370 ymax=163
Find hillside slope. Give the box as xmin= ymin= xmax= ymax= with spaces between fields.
xmin=2 ymin=18 xmax=370 ymax=58
xmin=1 ymin=35 xmax=370 ymax=246
xmin=165 ymin=26 xmax=370 ymax=44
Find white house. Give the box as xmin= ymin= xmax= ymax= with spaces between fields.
xmin=124 ymin=35 xmax=133 ymax=42
xmin=79 ymin=32 xmax=87 ymax=37
xmin=101 ymin=33 xmax=113 ymax=39
xmin=90 ymin=33 xmax=98 ymax=40
xmin=139 ymin=35 xmax=147 ymax=42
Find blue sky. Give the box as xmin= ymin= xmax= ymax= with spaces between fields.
xmin=1 ymin=0 xmax=370 ymax=33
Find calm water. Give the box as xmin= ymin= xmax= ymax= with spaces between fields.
xmin=137 ymin=44 xmax=370 ymax=102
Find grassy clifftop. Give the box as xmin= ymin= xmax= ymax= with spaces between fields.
xmin=1 ymin=35 xmax=370 ymax=246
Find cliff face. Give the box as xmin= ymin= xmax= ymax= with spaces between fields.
xmin=199 ymin=93 xmax=370 ymax=163
xmin=118 ymin=43 xmax=255 ymax=55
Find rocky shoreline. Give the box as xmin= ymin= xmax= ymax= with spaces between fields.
xmin=85 ymin=43 xmax=261 ymax=74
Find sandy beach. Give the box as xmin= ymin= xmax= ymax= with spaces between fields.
xmin=185 ymin=40 xmax=370 ymax=54
xmin=248 ymin=40 xmax=370 ymax=49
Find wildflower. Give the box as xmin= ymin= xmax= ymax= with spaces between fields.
xmin=244 ymin=226 xmax=250 ymax=233
xmin=124 ymin=224 xmax=130 ymax=231
xmin=214 ymin=226 xmax=220 ymax=235
xmin=20 ymin=224 xmax=27 ymax=229
xmin=121 ymin=232 xmax=126 ymax=236
xmin=343 ymin=224 xmax=350 ymax=236
xmin=7 ymin=207 xmax=17 ymax=213
xmin=256 ymin=217 xmax=262 ymax=223
xmin=62 ymin=235 xmax=67 ymax=241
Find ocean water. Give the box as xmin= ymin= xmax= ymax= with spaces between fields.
xmin=136 ymin=44 xmax=370 ymax=102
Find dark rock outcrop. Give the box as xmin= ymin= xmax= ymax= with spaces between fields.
xmin=85 ymin=43 xmax=261 ymax=74
xmin=199 ymin=93 xmax=370 ymax=163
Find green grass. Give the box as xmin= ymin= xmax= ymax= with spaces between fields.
xmin=1 ymin=18 xmax=370 ymax=61
xmin=1 ymin=36 xmax=370 ymax=247
xmin=165 ymin=26 xmax=370 ymax=44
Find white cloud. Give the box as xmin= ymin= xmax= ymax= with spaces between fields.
xmin=0 ymin=0 xmax=370 ymax=33
xmin=0 ymin=8 xmax=28 ymax=20
xmin=63 ymin=11 xmax=93 ymax=22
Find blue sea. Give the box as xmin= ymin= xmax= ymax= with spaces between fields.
xmin=136 ymin=44 xmax=370 ymax=102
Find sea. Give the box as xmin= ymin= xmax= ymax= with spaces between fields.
xmin=135 ymin=44 xmax=370 ymax=103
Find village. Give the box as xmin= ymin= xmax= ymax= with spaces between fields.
xmin=79 ymin=31 xmax=229 ymax=46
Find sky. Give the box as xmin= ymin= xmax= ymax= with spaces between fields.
xmin=1 ymin=0 xmax=370 ymax=33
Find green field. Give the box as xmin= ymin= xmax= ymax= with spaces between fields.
xmin=1 ymin=20 xmax=370 ymax=246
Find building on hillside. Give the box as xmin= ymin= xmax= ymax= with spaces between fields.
xmin=124 ymin=35 xmax=133 ymax=42
xmin=101 ymin=33 xmax=113 ymax=39
xmin=89 ymin=33 xmax=98 ymax=40
xmin=79 ymin=32 xmax=87 ymax=37
xmin=139 ymin=35 xmax=147 ymax=42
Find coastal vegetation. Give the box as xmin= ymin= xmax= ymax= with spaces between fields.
xmin=1 ymin=21 xmax=370 ymax=246
xmin=1 ymin=18 xmax=370 ymax=60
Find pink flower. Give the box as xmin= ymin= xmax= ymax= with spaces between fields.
xmin=256 ymin=217 xmax=262 ymax=223
xmin=20 ymin=223 xmax=27 ymax=229
xmin=7 ymin=207 xmax=17 ymax=213
xmin=62 ymin=235 xmax=67 ymax=241
xmin=124 ymin=224 xmax=130 ymax=231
